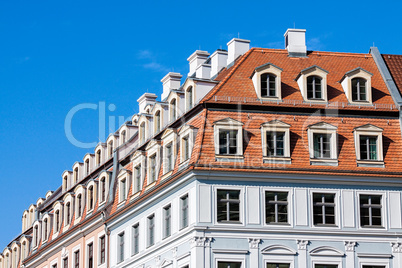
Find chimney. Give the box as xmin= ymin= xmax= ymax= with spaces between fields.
xmin=227 ymin=38 xmax=250 ymax=66
xmin=161 ymin=72 xmax=182 ymax=100
xmin=196 ymin=63 xmax=211 ymax=79
xmin=284 ymin=29 xmax=307 ymax=57
xmin=187 ymin=50 xmax=210 ymax=76
xmin=211 ymin=49 xmax=228 ymax=77
xmin=137 ymin=93 xmax=157 ymax=114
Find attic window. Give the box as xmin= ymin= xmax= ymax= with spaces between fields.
xmin=261 ymin=73 xmax=276 ymax=97
xmin=251 ymin=63 xmax=283 ymax=100
xmin=340 ymin=67 xmax=373 ymax=104
xmin=154 ymin=110 xmax=161 ymax=133
xmin=296 ymin=66 xmax=328 ymax=102
xmin=170 ymin=99 xmax=177 ymax=121
xmin=307 ymin=76 xmax=322 ymax=99
xmin=96 ymin=150 xmax=101 ymax=166
xmin=307 ymin=122 xmax=338 ymax=166
xmin=213 ymin=118 xmax=244 ymax=161
xmin=353 ymin=124 xmax=384 ymax=167
xmin=352 ymin=78 xmax=367 ymax=101
xmin=186 ymin=86 xmax=193 ymax=111
xmin=261 ymin=120 xmax=291 ymax=164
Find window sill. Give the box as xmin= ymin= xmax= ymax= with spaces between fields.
xmin=305 ymin=98 xmax=326 ymax=103
xmin=310 ymin=158 xmax=338 ymax=166
xmin=360 ymin=225 xmax=385 ymax=229
xmin=265 ymin=222 xmax=291 ymax=226
xmin=117 ymin=200 xmax=126 ymax=208
xmin=357 ymin=160 xmax=384 ymax=168
xmin=161 ymin=170 xmax=173 ymax=180
xmin=216 ymin=220 xmax=242 ymax=224
xmin=144 ymin=181 xmax=156 ymax=191
xmin=348 ymin=101 xmax=372 ymax=106
xmin=313 ymin=224 xmax=338 ymax=227
xmin=263 ymin=156 xmax=291 ymax=164
xmin=215 ymin=154 xmax=244 ymax=162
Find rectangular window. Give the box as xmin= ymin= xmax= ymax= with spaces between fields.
xmin=87 ymin=243 xmax=93 ymax=268
xmin=313 ymin=133 xmax=331 ymax=158
xmin=180 ymin=195 xmax=189 ymax=229
xmin=313 ymin=193 xmax=336 ymax=225
xmin=74 ymin=251 xmax=79 ymax=268
xmin=315 ymin=265 xmax=338 ymax=268
xmin=360 ymin=194 xmax=382 ymax=227
xmin=362 ymin=266 xmax=385 ymax=268
xmin=217 ymin=190 xmax=240 ymax=223
xmin=183 ymin=136 xmax=190 ymax=161
xmin=164 ymin=205 xmax=171 ymax=238
xmin=118 ymin=232 xmax=125 ymax=263
xmin=147 ymin=215 xmax=155 ymax=247
xmin=150 ymin=155 xmax=157 ymax=183
xmin=135 ymin=165 xmax=141 ymax=193
xmin=166 ymin=144 xmax=173 ymax=172
xmin=266 ymin=132 xmax=285 ymax=157
xmin=120 ymin=179 xmax=126 ymax=202
xmin=219 ymin=130 xmax=238 ymax=155
xmin=218 ymin=262 xmax=242 ymax=268
xmin=99 ymin=236 xmax=105 ymax=264
xmin=265 ymin=191 xmax=288 ymax=224
xmin=267 ymin=264 xmax=290 ymax=268
xmin=360 ymin=136 xmax=377 ymax=160
xmin=63 ymin=258 xmax=68 ymax=268
xmin=132 ymin=224 xmax=139 ymax=255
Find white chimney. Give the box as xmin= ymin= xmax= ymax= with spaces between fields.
xmin=196 ymin=63 xmax=211 ymax=79
xmin=284 ymin=29 xmax=307 ymax=57
xmin=227 ymin=38 xmax=250 ymax=66
xmin=161 ymin=72 xmax=182 ymax=100
xmin=211 ymin=49 xmax=228 ymax=77
xmin=187 ymin=50 xmax=210 ymax=76
xmin=137 ymin=93 xmax=157 ymax=114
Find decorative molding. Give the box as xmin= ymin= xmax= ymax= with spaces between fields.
xmin=391 ymin=242 xmax=402 ymax=253
xmin=248 ymin=238 xmax=262 ymax=249
xmin=155 ymin=256 xmax=160 ymax=266
xmin=344 ymin=241 xmax=357 ymax=252
xmin=190 ymin=236 xmax=212 ymax=248
xmin=297 ymin=240 xmax=309 ymax=250
xmin=212 ymin=249 xmax=249 ymax=254
xmin=61 ymin=247 xmax=68 ymax=258
xmin=310 ymin=246 xmax=344 ymax=257
xmin=261 ymin=245 xmax=297 ymax=255
xmin=172 ymin=247 xmax=178 ymax=258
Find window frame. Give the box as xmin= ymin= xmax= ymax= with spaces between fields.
xmin=307 ymin=122 xmax=338 ymax=166
xmin=358 ymin=193 xmax=384 ymax=228
xmin=179 ymin=124 xmax=197 ymax=165
xmin=99 ymin=235 xmax=106 ymax=265
xmin=117 ymin=232 xmax=125 ymax=263
xmin=131 ymin=223 xmax=140 ymax=256
xmin=251 ymin=63 xmax=283 ymax=100
xmin=353 ymin=124 xmax=384 ymax=167
xmin=265 ymin=191 xmax=289 ymax=225
xmin=163 ymin=204 xmax=172 ymax=239
xmin=340 ymin=67 xmax=373 ymax=105
xmin=147 ymin=214 xmax=155 ymax=248
xmin=296 ymin=65 xmax=328 ymax=103
xmin=145 ymin=140 xmax=161 ymax=186
xmin=213 ymin=118 xmax=244 ymax=160
xmin=261 ymin=120 xmax=291 ymax=163
xmin=312 ymin=192 xmax=337 ymax=227
xmin=180 ymin=194 xmax=189 ymax=230
xmin=215 ymin=188 xmax=243 ymax=225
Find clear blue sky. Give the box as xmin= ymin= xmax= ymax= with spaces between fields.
xmin=1 ymin=0 xmax=401 ymax=248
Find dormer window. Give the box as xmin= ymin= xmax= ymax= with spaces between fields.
xmin=140 ymin=122 xmax=146 ymax=143
xmin=307 ymin=122 xmax=338 ymax=166
xmin=74 ymin=168 xmax=78 ymax=184
xmin=96 ymin=150 xmax=101 ymax=166
xmin=100 ymin=177 xmax=106 ymax=203
xmin=154 ymin=110 xmax=161 ymax=133
xmin=352 ymin=77 xmax=367 ymax=102
xmin=63 ymin=176 xmax=68 ymax=191
xmin=296 ymin=65 xmax=328 ymax=102
xmin=307 ymin=75 xmax=322 ymax=99
xmin=353 ymin=124 xmax=384 ymax=167
xmin=213 ymin=118 xmax=244 ymax=160
xmin=108 ymin=141 xmax=113 ymax=158
xmin=219 ymin=130 xmax=238 ymax=155
xmin=251 ymin=63 xmax=282 ymax=100
xmin=119 ymin=179 xmax=126 ymax=202
xmin=340 ymin=67 xmax=373 ymax=104
xmin=34 ymin=225 xmax=39 ymax=247
xmin=88 ymin=186 xmax=94 ymax=211
xmin=43 ymin=218 xmax=48 ymax=241
xmin=121 ymin=130 xmax=126 ymax=144
xmin=77 ymin=194 xmax=82 ymax=218
xmin=186 ymin=86 xmax=193 ymax=110
xmin=145 ymin=140 xmax=160 ymax=185
xmin=261 ymin=120 xmax=291 ymax=164
xmin=170 ymin=99 xmax=177 ymax=121
xmin=85 ymin=159 xmax=90 ymax=176
xmin=65 ymin=202 xmax=71 ymax=225
xmin=55 ymin=210 xmax=60 ymax=232
xmin=149 ymin=154 xmax=157 ymax=183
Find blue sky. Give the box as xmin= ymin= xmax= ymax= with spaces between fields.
xmin=1 ymin=0 xmax=402 ymax=248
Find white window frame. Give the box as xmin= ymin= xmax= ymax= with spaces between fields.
xmin=307 ymin=122 xmax=338 ymax=166
xmin=117 ymin=170 xmax=131 ymax=204
xmin=251 ymin=63 xmax=283 ymax=100
xmin=146 ymin=140 xmax=161 ymax=186
xmin=214 ymin=186 xmax=244 ymax=226
xmin=85 ymin=237 xmax=95 ymax=268
xmin=180 ymin=193 xmax=190 ymax=230
xmin=63 ymin=194 xmax=74 ymax=230
xmin=161 ymin=129 xmax=177 ymax=175
xmin=357 ymin=191 xmax=386 ymax=229
xmin=358 ymin=256 xmax=390 ymax=268
xmin=185 ymin=86 xmax=194 ymax=111
xmin=296 ymin=65 xmax=329 ymax=102
xmin=340 ymin=67 xmax=373 ymax=105
xmin=153 ymin=109 xmax=163 ymax=134
xmin=309 ymin=189 xmax=340 ymax=229
xmin=215 ymin=255 xmax=245 ymax=268
xmin=74 ymin=185 xmax=85 ymax=223
xmin=86 ymin=181 xmax=97 ymax=214
xmin=213 ymin=118 xmax=244 ymax=160
xmin=261 ymin=120 xmax=291 ymax=164
xmin=163 ymin=204 xmax=172 ymax=239
xmin=263 ymin=188 xmax=293 ymax=227
xmin=179 ymin=125 xmax=197 ymax=165
xmin=98 ymin=171 xmax=110 ymax=206
xmin=147 ymin=214 xmax=156 ymax=248
xmin=97 ymin=231 xmax=106 ymax=267
xmin=131 ymin=222 xmax=140 ymax=256
xmin=353 ymin=124 xmax=384 ymax=167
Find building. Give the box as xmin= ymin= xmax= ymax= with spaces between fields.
xmin=2 ymin=28 xmax=402 ymax=268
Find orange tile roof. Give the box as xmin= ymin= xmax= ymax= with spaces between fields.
xmin=382 ymin=54 xmax=402 ymax=95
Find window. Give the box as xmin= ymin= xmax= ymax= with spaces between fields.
xmin=352 ymin=77 xmax=367 ymax=102
xmin=307 ymin=76 xmax=322 ymax=99
xmin=63 ymin=176 xmax=68 ymax=191
xmin=119 ymin=179 xmax=127 ymax=202
xmin=52 ymin=263 xmax=57 ymax=268
xmin=44 ymin=218 xmax=48 ymax=240
xmin=261 ymin=73 xmax=276 ymax=97
xmin=166 ymin=143 xmax=173 ymax=172
xmin=180 ymin=195 xmax=189 ymax=229
xmin=63 ymin=258 xmax=68 ymax=268
xmin=77 ymin=194 xmax=82 ymax=218
xmin=313 ymin=193 xmax=336 ymax=225
xmin=182 ymin=136 xmax=190 ymax=161
xmin=121 ymin=130 xmax=126 ymax=144
xmin=360 ymin=194 xmax=382 ymax=227
xmin=100 ymin=236 xmax=105 ymax=264
xmin=163 ymin=205 xmax=171 ymax=239
xmin=266 ymin=132 xmax=285 ymax=157
xmin=74 ymin=251 xmax=79 ymax=268
xmin=132 ymin=224 xmax=139 ymax=255
xmin=313 ymin=133 xmax=331 ymax=159
xmin=88 ymin=186 xmax=94 ymax=211
xmin=217 ymin=190 xmax=240 ymax=223
xmin=87 ymin=243 xmax=93 ymax=268
xmin=96 ymin=150 xmax=101 ymax=166
xmin=362 ymin=266 xmax=385 ymax=268
xmin=155 ymin=111 xmax=161 ymax=133
xmin=265 ymin=191 xmax=288 ymax=224
xmin=267 ymin=264 xmax=290 ymax=268
xmin=85 ymin=159 xmax=90 ymax=175
xmin=140 ymin=122 xmax=146 ymax=143
xmin=187 ymin=86 xmax=193 ymax=110
xmin=134 ymin=165 xmax=141 ymax=193
xmin=170 ymin=99 xmax=177 ymax=121
xmin=34 ymin=225 xmax=39 ymax=246
xmin=100 ymin=177 xmax=106 ymax=202
xmin=149 ymin=154 xmax=157 ymax=183
xmin=219 ymin=130 xmax=238 ymax=155
xmin=55 ymin=210 xmax=60 ymax=232
xmin=66 ymin=202 xmax=71 ymax=225
xmin=108 ymin=141 xmax=113 ymax=157
xmin=147 ymin=215 xmax=155 ymax=247
xmin=360 ymin=136 xmax=377 ymax=160
xmin=218 ymin=262 xmax=242 ymax=268
xmin=118 ymin=232 xmax=125 ymax=263
xmin=315 ymin=265 xmax=337 ymax=268
xmin=74 ymin=168 xmax=78 ymax=183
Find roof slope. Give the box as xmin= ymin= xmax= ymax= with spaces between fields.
xmin=382 ymin=54 xmax=402 ymax=95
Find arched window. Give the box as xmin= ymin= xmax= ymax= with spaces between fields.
xmin=77 ymin=194 xmax=82 ymax=218
xmin=30 ymin=209 xmax=34 ymax=226
xmin=352 ymin=77 xmax=367 ymax=101
xmin=108 ymin=141 xmax=113 ymax=157
xmin=121 ymin=130 xmax=126 ymax=144
xmin=13 ymin=248 xmax=17 ymax=268
xmin=186 ymin=87 xmax=193 ymax=110
xmin=74 ymin=167 xmax=79 ymax=183
xmin=261 ymin=73 xmax=276 ymax=97
xmin=66 ymin=202 xmax=71 ymax=225
xmin=100 ymin=177 xmax=106 ymax=202
xmin=140 ymin=122 xmax=146 ymax=143
xmin=85 ymin=159 xmax=90 ymax=175
xmin=63 ymin=176 xmax=68 ymax=191
xmin=88 ymin=186 xmax=94 ymax=211
xmin=307 ymin=75 xmax=322 ymax=99
xmin=43 ymin=218 xmax=48 ymax=240
xmin=96 ymin=150 xmax=101 ymax=166
xmin=55 ymin=210 xmax=60 ymax=232
xmin=155 ymin=111 xmax=161 ymax=134
xmin=22 ymin=242 xmax=26 ymax=259
xmin=170 ymin=99 xmax=177 ymax=121
xmin=34 ymin=225 xmax=39 ymax=246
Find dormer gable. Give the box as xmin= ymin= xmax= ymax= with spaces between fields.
xmin=354 ymin=123 xmax=383 ymax=132
xmin=260 ymin=119 xmax=291 ymax=129
xmin=145 ymin=139 xmax=161 ymax=151
xmin=45 ymin=190 xmax=54 ymax=200
xmin=307 ymin=121 xmax=338 ymax=130
xmin=62 ymin=170 xmax=73 ymax=192
xmin=251 ymin=62 xmax=283 ymax=100
xmin=340 ymin=67 xmax=373 ymax=104
xmin=296 ymin=65 xmax=329 ymax=102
